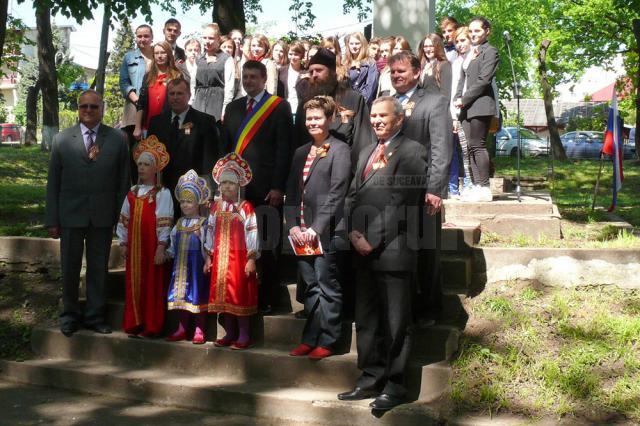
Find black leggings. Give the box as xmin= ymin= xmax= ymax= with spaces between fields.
xmin=461 ymin=115 xmax=492 ymax=186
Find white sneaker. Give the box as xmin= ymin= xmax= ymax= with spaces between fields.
xmin=460 ymin=185 xmax=481 ymax=202
xmin=476 ymin=186 xmax=493 ymax=202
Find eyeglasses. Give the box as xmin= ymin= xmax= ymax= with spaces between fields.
xmin=79 ymin=104 xmax=100 ymax=110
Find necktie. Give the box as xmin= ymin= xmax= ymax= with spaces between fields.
xmin=171 ymin=115 xmax=180 ymax=139
xmin=362 ymin=143 xmax=386 ymax=180
xmin=85 ymin=129 xmax=95 ymax=152
xmin=246 ymin=98 xmax=255 ymax=115
xmin=396 ymin=94 xmax=409 ymax=105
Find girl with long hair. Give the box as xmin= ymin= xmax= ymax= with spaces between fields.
xmin=343 ymin=31 xmax=379 ymax=104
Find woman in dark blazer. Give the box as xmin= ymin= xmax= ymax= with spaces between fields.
xmin=418 ymin=33 xmax=452 ymax=103
xmin=285 ymin=96 xmax=351 ymax=360
xmin=454 ymin=16 xmax=499 ymax=201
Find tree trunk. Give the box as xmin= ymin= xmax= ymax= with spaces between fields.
xmin=0 ymin=0 xmax=8 ymax=69
xmin=94 ymin=2 xmax=111 ymax=95
xmin=537 ymin=39 xmax=567 ymax=161
xmin=213 ymin=0 xmax=245 ymax=34
xmin=633 ymin=19 xmax=640 ymax=160
xmin=25 ymin=83 xmax=39 ymax=146
xmin=35 ymin=2 xmax=59 ymax=151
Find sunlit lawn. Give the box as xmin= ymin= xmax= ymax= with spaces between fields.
xmin=494 ymin=157 xmax=640 ymax=228
xmin=0 ymin=145 xmax=49 ymax=237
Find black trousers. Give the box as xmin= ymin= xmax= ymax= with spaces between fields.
xmin=355 ymin=267 xmax=412 ymax=397
xmin=461 ymin=115 xmax=492 ymax=186
xmin=60 ymin=226 xmax=113 ymax=327
xmin=253 ymin=203 xmax=283 ymax=309
xmin=121 ymin=125 xmax=138 ymax=185
xmin=297 ymin=236 xmax=343 ymax=348
xmin=415 ymin=211 xmax=442 ymax=321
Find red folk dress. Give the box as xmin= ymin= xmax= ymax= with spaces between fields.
xmin=119 ymin=186 xmax=173 ymax=335
xmin=206 ymin=199 xmax=259 ymax=316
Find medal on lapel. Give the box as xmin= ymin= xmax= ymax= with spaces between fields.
xmin=181 ymin=122 xmax=193 ymax=135
xmin=88 ymin=144 xmax=100 ymax=161
xmin=403 ymin=101 xmax=415 ymax=118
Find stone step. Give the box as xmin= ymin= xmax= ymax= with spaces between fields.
xmin=0 ymin=359 xmax=444 ymax=425
xmin=441 ymin=256 xmax=473 ymax=294
xmin=98 ymin=301 xmax=459 ymax=362
xmin=30 ymin=327 xmax=452 ymax=401
xmin=443 ymin=192 xmax=555 ymax=217
xmin=453 ymin=214 xmax=562 ymax=240
xmin=441 ymin=224 xmax=481 ymax=253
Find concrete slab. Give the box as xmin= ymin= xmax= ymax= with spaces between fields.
xmin=0 ymin=359 xmax=444 ymax=425
xmin=0 ymin=378 xmax=290 ymax=426
xmin=444 ymin=192 xmax=555 ymax=217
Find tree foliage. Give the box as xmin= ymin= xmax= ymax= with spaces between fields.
xmin=17 ymin=0 xmax=153 ymax=24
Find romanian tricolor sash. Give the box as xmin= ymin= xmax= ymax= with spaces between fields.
xmin=233 ymin=94 xmax=283 ymax=155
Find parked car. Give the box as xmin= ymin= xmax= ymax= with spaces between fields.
xmin=1 ymin=123 xmax=21 ymax=144
xmin=561 ymin=130 xmax=635 ymax=159
xmin=495 ymin=127 xmax=549 ymax=157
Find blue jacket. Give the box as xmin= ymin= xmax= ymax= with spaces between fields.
xmin=348 ymin=59 xmax=379 ymax=105
xmin=119 ymin=49 xmax=147 ymax=99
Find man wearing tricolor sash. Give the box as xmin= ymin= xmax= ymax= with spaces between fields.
xmin=221 ymin=60 xmax=294 ymax=314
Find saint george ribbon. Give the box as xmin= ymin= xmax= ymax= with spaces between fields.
xmin=233 ymin=93 xmax=283 ymax=155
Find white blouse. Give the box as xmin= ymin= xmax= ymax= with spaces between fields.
xmin=116 ymin=185 xmax=174 ymax=245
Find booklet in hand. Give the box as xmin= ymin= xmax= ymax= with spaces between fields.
xmin=288 ymin=236 xmax=323 ymax=256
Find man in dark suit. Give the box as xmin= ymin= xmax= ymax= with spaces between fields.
xmin=221 ymin=60 xmax=293 ymax=314
xmin=294 ymin=48 xmax=374 ymax=160
xmin=45 ymin=90 xmax=130 ymax=337
xmin=389 ymin=51 xmax=452 ymax=326
xmin=338 ymin=97 xmax=427 ymax=410
xmin=147 ymin=77 xmax=221 ymax=217
xmin=163 ymin=18 xmax=185 ymax=63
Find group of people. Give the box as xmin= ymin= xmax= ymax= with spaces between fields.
xmin=46 ymin=14 xmax=500 ymax=412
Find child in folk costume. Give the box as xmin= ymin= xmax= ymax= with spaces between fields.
xmin=205 ymin=153 xmax=259 ymax=350
xmin=117 ymin=136 xmax=173 ymax=337
xmin=166 ymin=170 xmax=211 ymax=344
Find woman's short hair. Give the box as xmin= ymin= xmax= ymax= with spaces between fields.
xmin=303 ymin=95 xmax=337 ymax=118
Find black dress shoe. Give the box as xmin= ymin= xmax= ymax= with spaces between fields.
xmin=369 ymin=393 xmax=405 ymax=411
xmin=337 ymin=387 xmax=379 ymax=401
xmin=294 ymin=309 xmax=308 ymax=319
xmin=60 ymin=323 xmax=79 ymax=337
xmin=84 ymin=323 xmax=112 ymax=334
xmin=259 ymin=304 xmax=273 ymax=315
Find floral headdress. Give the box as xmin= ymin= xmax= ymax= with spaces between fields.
xmin=212 ymin=153 xmax=253 ymax=187
xmin=133 ymin=135 xmax=170 ymax=172
xmin=175 ymin=169 xmax=212 ymax=205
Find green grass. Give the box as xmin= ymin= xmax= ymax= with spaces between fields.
xmin=0 ymin=145 xmax=49 ymax=237
xmin=452 ymin=283 xmax=640 ymax=421
xmin=494 ymin=157 xmax=640 ymax=228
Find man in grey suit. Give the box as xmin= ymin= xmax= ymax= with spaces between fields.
xmin=45 ymin=90 xmax=130 ymax=337
xmin=338 ymin=97 xmax=427 ymax=410
xmin=389 ymin=51 xmax=452 ymax=327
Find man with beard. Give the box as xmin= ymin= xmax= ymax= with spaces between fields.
xmin=294 ymin=48 xmax=373 ymax=161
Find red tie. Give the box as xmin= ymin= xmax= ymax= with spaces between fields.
xmin=362 ymin=143 xmax=386 ymax=179
xmin=246 ymin=98 xmax=255 ymax=115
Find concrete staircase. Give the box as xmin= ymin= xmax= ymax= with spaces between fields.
xmin=0 ymin=227 xmax=482 ymax=425
xmin=444 ymin=191 xmax=561 ymax=240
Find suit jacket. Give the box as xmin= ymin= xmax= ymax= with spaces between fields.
xmin=345 ymin=133 xmax=427 ymax=271
xmin=174 ymin=45 xmax=186 ymax=63
xmin=285 ymin=136 xmax=351 ymax=246
xmin=455 ymin=41 xmax=499 ymax=119
xmin=147 ymin=106 xmax=221 ymax=195
xmin=221 ymin=93 xmax=293 ymax=205
xmin=401 ymin=86 xmax=452 ymax=197
xmin=45 ymin=123 xmax=130 ymax=228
